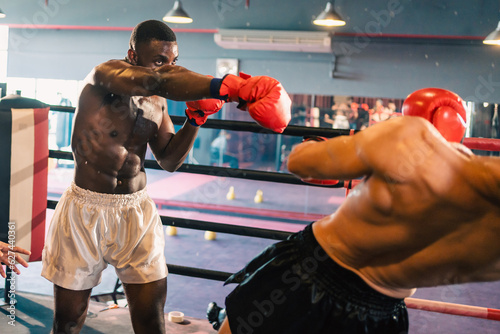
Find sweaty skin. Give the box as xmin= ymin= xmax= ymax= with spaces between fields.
xmin=288 ymin=116 xmax=500 ymax=297
xmin=71 ymin=40 xmax=213 ymax=194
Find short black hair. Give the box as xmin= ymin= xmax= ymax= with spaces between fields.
xmin=129 ymin=20 xmax=176 ymax=50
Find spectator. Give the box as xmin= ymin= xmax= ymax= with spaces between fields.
xmin=210 ymin=130 xmax=239 ymax=168
xmin=357 ymin=103 xmax=370 ymax=130
xmin=331 ymin=109 xmax=350 ymax=129
xmin=348 ymin=102 xmax=359 ymax=130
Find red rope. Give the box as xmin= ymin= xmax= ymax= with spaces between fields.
xmin=405 ymin=297 xmax=500 ymax=321
xmin=463 ymin=137 xmax=500 ymax=152
xmin=344 ymin=179 xmax=362 ymax=197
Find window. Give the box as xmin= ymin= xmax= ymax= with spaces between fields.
xmin=0 ymin=26 xmax=8 ymax=95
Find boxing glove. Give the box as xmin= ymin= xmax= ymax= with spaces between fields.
xmin=185 ymin=98 xmax=225 ymax=126
xmin=299 ymin=136 xmax=339 ymax=186
xmin=301 ymin=177 xmax=340 ymax=186
xmin=402 ymin=88 xmax=467 ymax=142
xmin=210 ymin=73 xmax=291 ymax=133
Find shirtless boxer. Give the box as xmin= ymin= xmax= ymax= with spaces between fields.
xmin=213 ymin=88 xmax=500 ymax=333
xmin=41 ymin=20 xmax=290 ymax=334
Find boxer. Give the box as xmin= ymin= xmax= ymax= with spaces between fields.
xmin=41 ymin=19 xmax=291 ymax=334
xmin=211 ymin=88 xmax=500 ymax=334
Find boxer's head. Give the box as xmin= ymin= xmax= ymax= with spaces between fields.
xmin=127 ymin=20 xmax=178 ymax=68
xmin=402 ymin=88 xmax=467 ymax=143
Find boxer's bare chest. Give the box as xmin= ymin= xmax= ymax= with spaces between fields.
xmin=102 ymin=93 xmax=165 ymax=145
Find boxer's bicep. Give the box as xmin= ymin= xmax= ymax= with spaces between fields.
xmin=149 ymin=110 xmax=175 ymax=160
xmin=471 ymin=156 xmax=500 ymax=206
xmin=324 ymin=135 xmax=370 ymax=179
xmin=288 ymin=136 xmax=369 ymax=181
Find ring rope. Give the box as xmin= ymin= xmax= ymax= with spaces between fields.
xmin=49 ymin=150 xmax=344 ymax=188
xmin=167 ymin=264 xmax=231 ymax=282
xmin=405 ymin=297 xmax=500 ymax=321
xmin=50 ymin=106 xmax=500 ymax=151
xmin=463 ymin=137 xmax=500 ymax=152
xmin=49 ymin=105 xmax=355 ymax=138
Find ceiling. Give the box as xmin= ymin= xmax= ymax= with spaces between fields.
xmin=0 ymin=0 xmax=499 ymax=40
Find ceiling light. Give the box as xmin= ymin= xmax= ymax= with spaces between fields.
xmin=163 ymin=0 xmax=193 ymax=24
xmin=0 ymin=8 xmax=6 ymax=19
xmin=313 ymin=2 xmax=345 ymax=27
xmin=483 ymin=21 xmax=500 ymax=45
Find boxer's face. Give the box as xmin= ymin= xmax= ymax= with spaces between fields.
xmin=129 ymin=39 xmax=178 ymax=69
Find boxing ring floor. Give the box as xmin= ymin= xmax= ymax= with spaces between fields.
xmin=1 ymin=167 xmax=500 ymax=333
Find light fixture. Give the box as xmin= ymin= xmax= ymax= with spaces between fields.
xmin=163 ymin=0 xmax=192 ymax=24
xmin=483 ymin=21 xmax=500 ymax=45
xmin=0 ymin=8 xmax=5 ymax=19
xmin=313 ymin=2 xmax=345 ymax=27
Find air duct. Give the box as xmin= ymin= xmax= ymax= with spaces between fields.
xmin=214 ymin=29 xmax=332 ymax=53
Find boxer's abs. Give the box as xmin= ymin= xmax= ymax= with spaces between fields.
xmin=74 ymin=145 xmax=148 ymax=194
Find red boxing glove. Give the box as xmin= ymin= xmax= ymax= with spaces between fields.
xmin=301 ymin=178 xmax=340 ymax=186
xmin=303 ymin=135 xmax=329 ymax=142
xmin=402 ymin=88 xmax=467 ymax=142
xmin=299 ymin=136 xmax=339 ymax=186
xmin=217 ymin=73 xmax=291 ymax=133
xmin=185 ymin=98 xmax=225 ymax=126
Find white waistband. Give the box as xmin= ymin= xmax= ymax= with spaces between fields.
xmin=69 ymin=182 xmax=149 ymax=207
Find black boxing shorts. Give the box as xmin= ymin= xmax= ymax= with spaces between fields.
xmin=224 ymin=223 xmax=408 ymax=334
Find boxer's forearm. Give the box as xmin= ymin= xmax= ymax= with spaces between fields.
xmin=154 ymin=120 xmax=199 ymax=172
xmin=92 ymin=60 xmax=213 ymax=100
xmin=154 ymin=65 xmax=213 ymax=101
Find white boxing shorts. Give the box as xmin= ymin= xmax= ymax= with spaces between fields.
xmin=42 ymin=182 xmax=168 ymax=290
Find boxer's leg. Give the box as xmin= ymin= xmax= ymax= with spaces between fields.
xmin=218 ymin=318 xmax=232 ymax=334
xmin=123 ymin=277 xmax=167 ymax=334
xmin=53 ymin=284 xmax=92 ymax=334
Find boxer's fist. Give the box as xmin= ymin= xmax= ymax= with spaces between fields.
xmin=402 ymin=88 xmax=467 ymax=142
xmin=185 ymin=98 xmax=225 ymax=126
xmin=301 ymin=178 xmax=340 ymax=186
xmin=299 ymin=136 xmax=339 ymax=186
xmin=217 ymin=73 xmax=291 ymax=133
xmin=303 ymin=135 xmax=329 ymax=142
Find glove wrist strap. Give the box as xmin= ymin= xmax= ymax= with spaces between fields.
xmin=185 ymin=110 xmax=202 ymax=127
xmin=210 ymin=78 xmax=224 ymax=100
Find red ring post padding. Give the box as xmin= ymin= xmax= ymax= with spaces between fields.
xmin=0 ymin=96 xmax=49 ymax=262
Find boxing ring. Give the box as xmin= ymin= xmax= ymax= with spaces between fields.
xmin=45 ymin=106 xmax=500 ymax=328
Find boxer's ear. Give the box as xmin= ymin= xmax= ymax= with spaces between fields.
xmin=127 ymin=49 xmax=138 ymax=65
